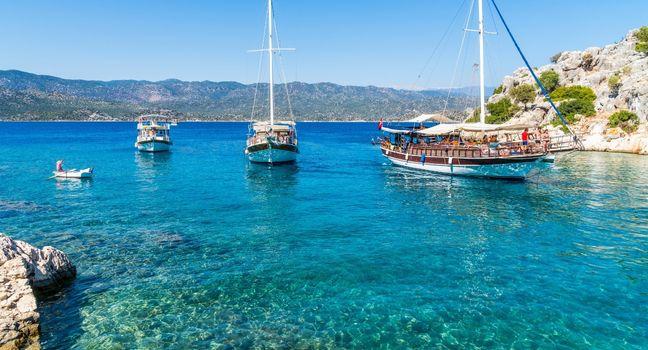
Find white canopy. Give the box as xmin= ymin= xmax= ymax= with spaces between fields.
xmin=252 ymin=121 xmax=295 ymax=132
xmin=417 ymin=122 xmax=537 ymax=136
xmin=417 ymin=123 xmax=463 ymax=136
xmin=380 ymin=127 xmax=412 ymax=134
xmin=458 ymin=122 xmax=502 ymax=132
xmin=405 ymin=113 xmax=457 ymax=124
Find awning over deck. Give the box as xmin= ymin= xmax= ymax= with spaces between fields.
xmin=417 ymin=122 xmax=537 ymax=136
xmin=252 ymin=121 xmax=295 ymax=132
xmin=380 ymin=127 xmax=412 ymax=134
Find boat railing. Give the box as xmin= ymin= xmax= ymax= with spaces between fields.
xmin=381 ymin=140 xmax=546 ymax=158
xmin=247 ymin=134 xmax=297 ymax=147
xmin=548 ymin=134 xmax=580 ymax=152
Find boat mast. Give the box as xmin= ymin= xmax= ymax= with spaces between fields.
xmin=268 ymin=0 xmax=275 ymax=127
xmin=478 ymin=0 xmax=486 ymax=125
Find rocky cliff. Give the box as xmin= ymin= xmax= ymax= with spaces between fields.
xmin=0 ymin=234 xmax=76 ymax=350
xmin=489 ymin=28 xmax=648 ymax=154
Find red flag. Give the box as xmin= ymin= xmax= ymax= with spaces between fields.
xmin=378 ymin=118 xmax=383 ymax=130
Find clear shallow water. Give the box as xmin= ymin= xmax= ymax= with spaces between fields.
xmin=0 ymin=122 xmax=646 ymax=349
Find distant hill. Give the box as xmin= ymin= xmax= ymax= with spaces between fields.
xmin=0 ymin=70 xmax=478 ymax=121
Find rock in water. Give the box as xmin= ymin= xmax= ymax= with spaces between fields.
xmin=0 ymin=234 xmax=76 ymax=350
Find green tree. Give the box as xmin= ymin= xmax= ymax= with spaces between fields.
xmin=608 ymin=110 xmax=639 ymax=133
xmin=493 ymin=85 xmax=504 ymax=95
xmin=634 ymin=26 xmax=648 ymax=53
xmin=509 ymin=84 xmax=536 ymax=109
xmin=486 ymin=97 xmax=520 ymax=124
xmin=550 ymin=86 xmax=597 ymax=102
xmin=539 ymin=70 xmax=560 ymax=92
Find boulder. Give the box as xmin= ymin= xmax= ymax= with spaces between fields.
xmin=0 ymin=234 xmax=76 ymax=350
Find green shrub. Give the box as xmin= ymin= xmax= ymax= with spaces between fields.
xmin=634 ymin=26 xmax=648 ymax=53
xmin=493 ymin=85 xmax=504 ymax=95
xmin=509 ymin=84 xmax=536 ymax=105
xmin=539 ymin=70 xmax=560 ymax=93
xmin=550 ymin=85 xmax=597 ymax=102
xmin=608 ymin=110 xmax=639 ymax=133
xmin=636 ymin=42 xmax=648 ymax=54
xmin=608 ymin=74 xmax=621 ymax=95
xmin=486 ymin=97 xmax=520 ymax=124
xmin=557 ymin=99 xmax=596 ymax=123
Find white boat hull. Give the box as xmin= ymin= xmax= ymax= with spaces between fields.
xmin=246 ymin=146 xmax=298 ymax=164
xmin=136 ymin=140 xmax=171 ymax=152
xmin=385 ymin=155 xmax=547 ymax=179
xmin=53 ymin=168 xmax=93 ymax=179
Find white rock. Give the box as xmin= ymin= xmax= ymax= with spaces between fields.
xmin=0 ymin=234 xmax=76 ymax=349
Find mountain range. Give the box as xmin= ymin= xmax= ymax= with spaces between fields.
xmin=0 ymin=70 xmax=482 ymax=121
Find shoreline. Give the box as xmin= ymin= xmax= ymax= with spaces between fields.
xmin=0 ymin=120 xmax=385 ymax=123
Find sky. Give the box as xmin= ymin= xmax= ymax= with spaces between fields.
xmin=0 ymin=0 xmax=646 ymax=89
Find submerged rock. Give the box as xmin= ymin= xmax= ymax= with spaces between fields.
xmin=0 ymin=234 xmax=76 ymax=350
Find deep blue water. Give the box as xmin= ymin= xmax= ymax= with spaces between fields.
xmin=0 ymin=122 xmax=646 ymax=349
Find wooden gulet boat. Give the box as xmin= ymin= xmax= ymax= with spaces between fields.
xmin=245 ymin=0 xmax=299 ymax=164
xmin=380 ymin=122 xmax=549 ymax=179
xmin=379 ymin=0 xmax=578 ymax=180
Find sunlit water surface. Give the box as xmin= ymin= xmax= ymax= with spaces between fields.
xmin=0 ymin=122 xmax=646 ymax=349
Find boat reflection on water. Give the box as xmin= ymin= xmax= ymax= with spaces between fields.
xmin=54 ymin=177 xmax=93 ymax=191
xmin=382 ymin=164 xmax=559 ymax=232
xmin=134 ymin=152 xmax=172 ymax=189
xmin=245 ymin=162 xmax=299 ymax=202
xmin=135 ymin=151 xmax=171 ymax=169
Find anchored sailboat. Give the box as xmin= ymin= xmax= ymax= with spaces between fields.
xmin=379 ymin=0 xmax=575 ymax=180
xmin=245 ymin=0 xmax=299 ymax=164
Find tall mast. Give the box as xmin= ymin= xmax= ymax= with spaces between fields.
xmin=478 ymin=0 xmax=486 ymax=124
xmin=268 ymin=0 xmax=275 ymax=126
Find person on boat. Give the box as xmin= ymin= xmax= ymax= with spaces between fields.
xmin=56 ymin=160 xmax=64 ymax=172
xmin=541 ymin=128 xmax=550 ymax=151
xmin=489 ymin=135 xmax=499 ymax=150
xmin=521 ymin=128 xmax=529 ymax=152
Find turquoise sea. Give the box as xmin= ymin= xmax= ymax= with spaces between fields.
xmin=0 ymin=122 xmax=646 ymax=349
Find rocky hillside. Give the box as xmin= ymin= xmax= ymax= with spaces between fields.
xmin=0 ymin=70 xmax=475 ymax=121
xmin=487 ymin=27 xmax=648 ymax=154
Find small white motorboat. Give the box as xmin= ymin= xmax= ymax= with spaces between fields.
xmin=52 ymin=168 xmax=94 ymax=179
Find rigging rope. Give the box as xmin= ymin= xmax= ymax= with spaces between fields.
xmin=251 ymin=8 xmax=269 ymax=124
xmin=272 ymin=10 xmax=296 ymax=121
xmin=411 ymin=0 xmax=468 ymax=91
xmin=441 ymin=0 xmax=475 ymax=117
xmin=490 ymin=0 xmax=579 ymax=143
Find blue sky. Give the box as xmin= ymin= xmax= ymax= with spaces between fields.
xmin=0 ymin=0 xmax=646 ymax=89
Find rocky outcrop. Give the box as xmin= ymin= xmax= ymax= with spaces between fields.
xmin=490 ymin=28 xmax=648 ymax=154
xmin=0 ymin=234 xmax=76 ymax=350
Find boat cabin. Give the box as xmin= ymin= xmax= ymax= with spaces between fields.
xmin=247 ymin=121 xmax=297 ymax=147
xmin=137 ymin=115 xmax=172 ymax=142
